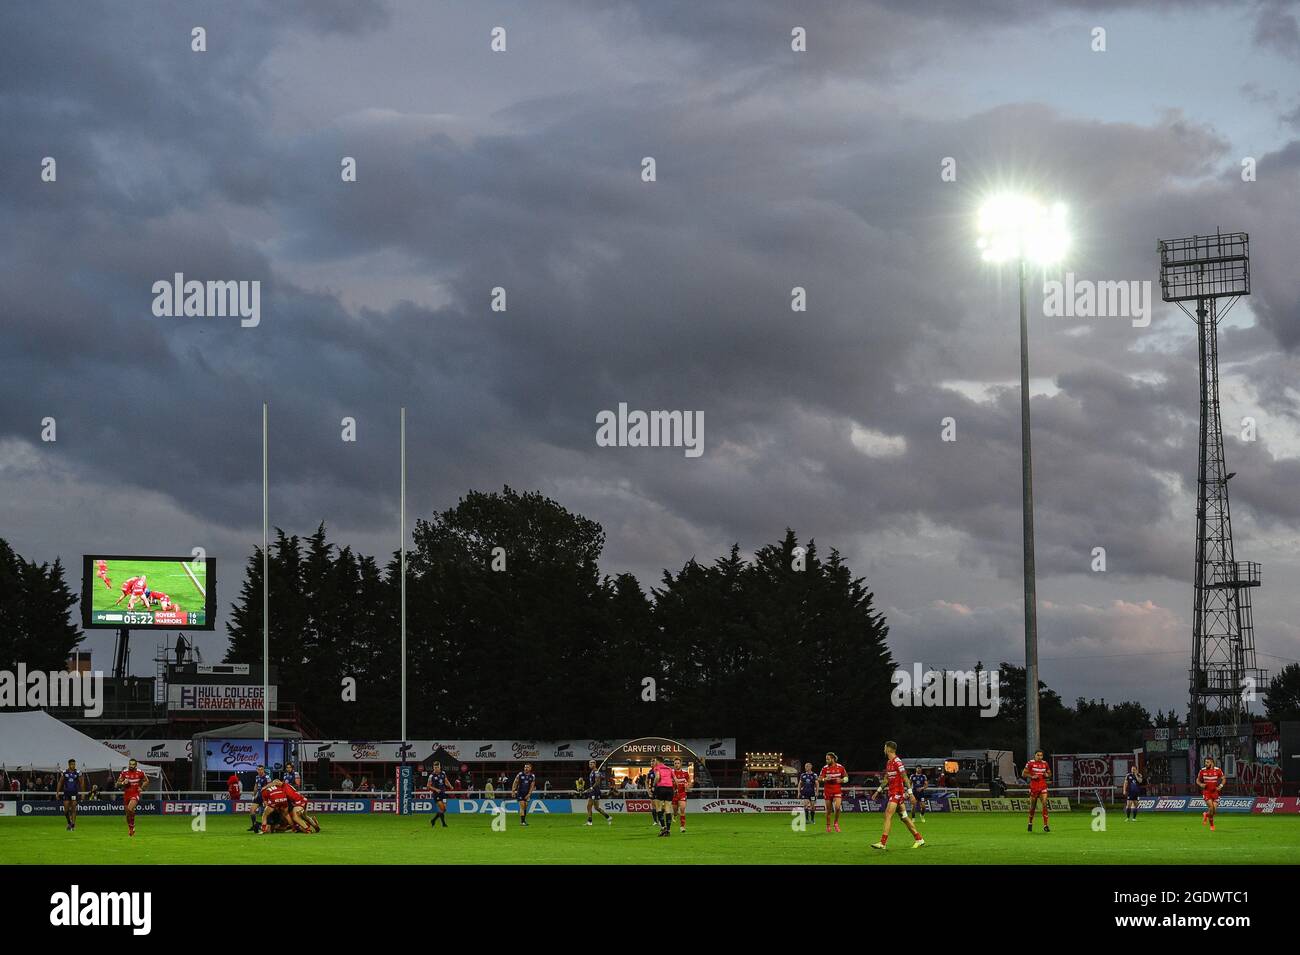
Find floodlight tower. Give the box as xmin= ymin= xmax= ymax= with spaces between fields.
xmin=977 ymin=195 xmax=1070 ymax=761
xmin=1157 ymin=231 xmax=1265 ymax=781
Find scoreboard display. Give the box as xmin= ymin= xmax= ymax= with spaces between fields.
xmin=81 ymin=555 xmax=217 ymax=630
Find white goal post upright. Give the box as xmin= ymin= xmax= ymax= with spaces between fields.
xmin=400 ymin=407 xmax=407 ymax=749
xmin=262 ymin=402 xmax=270 ymax=750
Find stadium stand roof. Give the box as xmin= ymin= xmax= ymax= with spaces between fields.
xmin=0 ymin=710 xmax=159 ymax=774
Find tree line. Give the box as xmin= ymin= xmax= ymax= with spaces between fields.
xmin=5 ymin=485 xmax=1298 ymax=767
xmin=0 ymin=539 xmax=81 ymax=673
xmin=219 ymin=486 xmax=1203 ymax=765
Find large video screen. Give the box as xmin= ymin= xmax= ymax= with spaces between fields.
xmin=81 ymin=555 xmax=216 ymax=630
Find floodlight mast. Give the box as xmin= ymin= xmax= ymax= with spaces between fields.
xmin=1017 ymin=254 xmax=1041 ymax=764
xmin=976 ymin=195 xmax=1069 ymax=761
xmin=1157 ymin=231 xmax=1264 ymax=783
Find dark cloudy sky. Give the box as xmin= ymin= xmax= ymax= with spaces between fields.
xmin=2 ymin=0 xmax=1299 ymax=713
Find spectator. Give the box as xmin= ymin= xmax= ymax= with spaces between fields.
xmin=358 ymin=777 xmax=372 ymax=792
xmin=341 ymin=775 xmax=354 ymax=791
xmin=484 ymin=778 xmax=495 ymax=798
xmin=575 ymin=777 xmax=585 ymax=793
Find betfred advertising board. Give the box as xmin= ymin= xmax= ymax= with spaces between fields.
xmin=1187 ymin=796 xmax=1256 ymax=813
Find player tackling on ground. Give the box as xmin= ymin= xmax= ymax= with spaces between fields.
xmin=1023 ymin=749 xmax=1051 ymax=832
xmin=584 ymin=759 xmax=612 ymax=826
xmin=1197 ymin=756 xmax=1224 ymax=831
xmin=145 ymin=590 xmax=179 ymax=614
xmin=258 ymin=779 xmax=290 ymax=831
xmin=871 ymin=741 xmax=925 ymax=850
xmin=280 ymin=778 xmax=321 ymax=832
xmin=116 ymin=757 xmax=148 ymax=837
xmin=112 ymin=574 xmax=148 ymax=610
xmin=819 ymin=752 xmax=847 ymax=833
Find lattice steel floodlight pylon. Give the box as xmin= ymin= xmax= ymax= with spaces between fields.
xmin=1157 ymin=231 xmax=1265 ymax=780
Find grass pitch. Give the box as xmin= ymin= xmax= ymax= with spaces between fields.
xmin=6 ymin=811 xmax=1299 ymax=865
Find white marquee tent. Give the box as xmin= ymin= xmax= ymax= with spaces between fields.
xmin=0 ymin=710 xmax=158 ymax=775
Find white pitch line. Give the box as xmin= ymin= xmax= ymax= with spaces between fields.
xmin=180 ymin=560 xmax=206 ymax=598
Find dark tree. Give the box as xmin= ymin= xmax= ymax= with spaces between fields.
xmin=219 ymin=493 xmax=1157 ymax=765
xmin=405 ymin=487 xmax=609 ymax=738
xmin=0 ymin=539 xmax=82 ymax=673
xmin=1265 ymin=663 xmax=1300 ymax=723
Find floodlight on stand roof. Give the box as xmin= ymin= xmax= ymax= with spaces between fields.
xmin=976 ymin=194 xmax=1070 ymax=265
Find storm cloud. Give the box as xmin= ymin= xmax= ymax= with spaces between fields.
xmin=2 ymin=0 xmax=1298 ymax=711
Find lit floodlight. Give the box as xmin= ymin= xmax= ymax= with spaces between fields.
xmin=971 ymin=190 xmax=1073 ymax=762
xmin=976 ymin=194 xmax=1070 ymax=265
